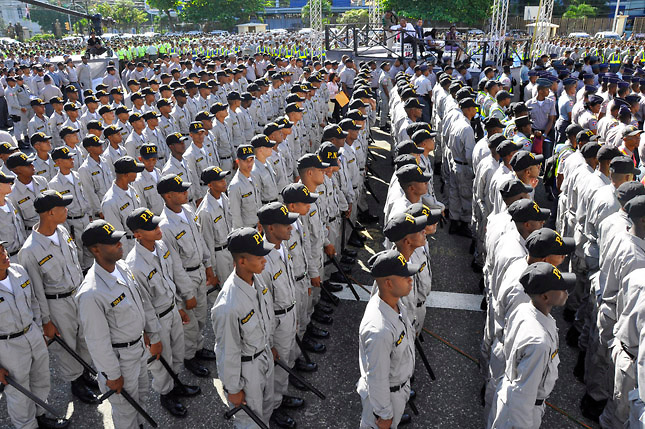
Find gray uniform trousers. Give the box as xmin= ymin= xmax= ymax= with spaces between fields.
xmin=148 ymin=309 xmax=184 ymax=395
xmin=272 ymin=308 xmax=297 ymax=409
xmin=0 ymin=327 xmax=50 ymax=429
xmin=64 ymin=214 xmax=93 ymax=271
xmin=231 ymin=350 xmax=275 ymax=429
xmin=184 ymin=268 xmax=207 ymax=360
xmin=97 ymin=342 xmax=149 ymax=429
xmin=359 ymin=382 xmax=410 ymax=429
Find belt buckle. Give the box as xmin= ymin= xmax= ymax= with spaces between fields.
xmin=23 ymin=326 xmax=29 ymax=334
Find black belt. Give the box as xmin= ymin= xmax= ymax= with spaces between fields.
xmin=112 ymin=336 xmax=142 ymax=348
xmin=353 ymin=185 xmax=359 ymax=190
xmin=454 ymin=160 xmax=469 ymax=166
xmin=214 ymin=244 xmax=228 ymax=252
xmin=45 ymin=288 xmax=76 ymax=299
xmin=622 ymin=342 xmax=636 ymax=360
xmin=185 ymin=265 xmax=201 ymax=272
xmin=241 ymin=349 xmax=264 ymax=362
xmin=329 ymin=217 xmax=337 ymax=222
xmin=535 ymin=399 xmax=544 ymax=406
xmin=0 ymin=325 xmax=30 ymax=340
xmin=416 ymin=300 xmax=425 ymax=308
xmin=262 ymin=199 xmax=277 ymax=204
xmin=389 ymin=379 xmax=409 ymax=392
xmin=295 ymin=273 xmax=306 ymax=282
xmin=359 ymin=168 xmax=365 ymax=172
xmin=274 ymin=302 xmax=295 ymax=315
xmin=158 ymin=302 xmax=175 ymax=318
xmin=8 ymin=250 xmax=18 ymax=257
xmin=220 ymin=155 xmax=232 ymax=160
xmin=67 ymin=214 xmax=85 ymax=220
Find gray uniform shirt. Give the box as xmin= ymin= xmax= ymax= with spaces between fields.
xmin=228 ymin=171 xmax=261 ymax=229
xmin=8 ymin=176 xmax=49 ymax=229
xmin=78 ymin=155 xmax=114 ymax=217
xmin=159 ymin=205 xmax=211 ymax=272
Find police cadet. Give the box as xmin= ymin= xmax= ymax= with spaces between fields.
xmin=133 ymin=144 xmax=165 ymax=215
xmin=27 ymin=99 xmax=50 ymax=140
xmin=196 ymin=166 xmax=235 ymax=286
xmin=48 ymin=146 xmax=93 ymax=271
xmin=0 ymin=170 xmax=26 ymax=262
xmin=125 ymin=208 xmax=201 ymax=417
xmin=143 ymin=109 xmax=170 ymax=164
xmin=184 ymin=121 xmax=217 ymax=204
xmin=6 ymin=152 xmax=49 ymax=232
xmin=229 ymin=144 xmax=262 ymax=230
xmin=211 ymin=102 xmax=235 ymax=174
xmin=18 ymin=190 xmax=99 ymax=405
xmin=31 ymin=133 xmax=56 ymax=181
xmin=162 ymin=132 xmax=199 ymax=206
xmin=125 ymin=112 xmax=147 ymax=159
xmin=211 ymin=227 xmax=276 ymax=429
xmin=0 ymin=240 xmax=70 ymax=429
xmin=101 ymin=156 xmax=144 ymax=257
xmin=357 ymin=249 xmax=417 ymax=429
xmin=251 ymin=134 xmax=279 ymax=205
xmin=297 ymin=153 xmax=333 ymax=352
xmin=488 ymin=262 xmax=574 ymax=429
xmin=78 ymin=135 xmax=114 ymax=219
xmin=157 ymin=174 xmax=218 ymax=377
xmin=257 ymin=202 xmax=302 ymax=428
xmin=76 ymin=220 xmax=163 ymax=429
xmin=281 ymin=182 xmax=326 ymax=361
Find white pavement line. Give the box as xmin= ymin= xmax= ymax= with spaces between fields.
xmin=333 ymin=283 xmax=483 ymax=311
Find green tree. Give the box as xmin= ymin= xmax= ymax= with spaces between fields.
xmin=147 ymin=0 xmax=181 ymax=26
xmin=301 ymin=0 xmax=332 ymax=27
xmin=181 ymin=0 xmax=269 ymax=30
xmin=563 ymin=2 xmax=597 ymax=18
xmin=337 ymin=9 xmax=369 ymax=24
xmin=29 ymin=4 xmax=69 ymax=34
xmin=384 ymin=0 xmax=492 ymax=27
xmin=92 ymin=0 xmax=148 ymax=32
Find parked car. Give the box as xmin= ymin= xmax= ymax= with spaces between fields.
xmin=595 ymin=31 xmax=620 ymax=39
xmin=568 ymin=32 xmax=590 ymax=38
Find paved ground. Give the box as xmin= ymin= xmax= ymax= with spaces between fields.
xmin=0 ymin=128 xmax=598 ymax=428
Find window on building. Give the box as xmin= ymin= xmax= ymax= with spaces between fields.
xmin=17 ymin=7 xmax=23 ymax=19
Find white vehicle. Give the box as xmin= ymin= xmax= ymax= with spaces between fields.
xmin=299 ymin=28 xmax=312 ymax=34
xmin=595 ymin=31 xmax=620 ymax=39
xmin=209 ymin=30 xmax=229 ymax=36
xmin=0 ymin=37 xmax=20 ymax=44
xmin=569 ymin=32 xmax=590 ymax=38
xmin=270 ymin=28 xmax=288 ymax=34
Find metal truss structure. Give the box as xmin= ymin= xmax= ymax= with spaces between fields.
xmin=368 ymin=0 xmax=382 ymax=28
xmin=309 ymin=0 xmax=324 ymax=58
xmin=530 ymin=0 xmax=556 ymax=59
xmin=488 ymin=0 xmax=510 ymax=68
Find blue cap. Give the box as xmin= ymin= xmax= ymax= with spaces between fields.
xmin=618 ymin=80 xmax=630 ymax=89
xmin=599 ymin=63 xmax=609 ymax=69
xmin=583 ymin=73 xmax=595 ymax=80
xmin=588 ymin=94 xmax=604 ymax=105
xmin=623 ymin=75 xmax=632 ymax=82
xmin=563 ymin=77 xmax=577 ymax=86
xmin=584 ymin=85 xmax=598 ymax=93
xmin=608 ymin=77 xmax=620 ymax=84
xmin=528 ymin=70 xmax=539 ymax=77
xmin=536 ymin=77 xmax=552 ymax=87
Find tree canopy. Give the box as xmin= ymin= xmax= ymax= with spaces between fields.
xmin=384 ymin=0 xmax=492 ymax=27
xmin=301 ymin=0 xmax=332 ymax=26
xmin=91 ymin=0 xmax=148 ymax=32
xmin=181 ymin=0 xmax=269 ymax=30
xmin=563 ymin=1 xmax=597 ymax=18
xmin=337 ymin=9 xmax=369 ymax=24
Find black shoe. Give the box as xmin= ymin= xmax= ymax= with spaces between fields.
xmin=289 ymin=373 xmax=309 ymax=390
xmin=340 ymin=255 xmax=356 ymax=265
xmin=295 ymin=357 xmax=318 ymax=372
xmin=573 ymin=351 xmax=586 ymax=383
xmin=327 ymin=273 xmax=346 ymax=286
xmin=563 ymin=307 xmax=576 ymax=323
xmin=320 ymin=289 xmax=339 ymax=304
xmin=358 ymin=212 xmax=379 ymax=223
xmin=314 ymin=303 xmax=333 ymax=314
xmin=340 ymin=262 xmax=353 ymax=273
xmin=342 ymin=249 xmax=358 ymax=257
xmin=449 ymin=220 xmax=459 ymax=234
xmin=195 ymin=347 xmax=217 ymax=361
xmin=160 ymin=393 xmax=187 ymax=417
xmin=471 ymin=259 xmax=483 ymax=274
xmin=399 ymin=413 xmax=412 ymax=425
xmin=71 ymin=377 xmax=99 ymax=404
xmin=306 ymin=325 xmax=329 ymax=339
xmin=271 ymin=409 xmax=296 ymax=428
xmin=37 ymin=415 xmax=69 ymax=429
xmin=82 ymin=368 xmax=99 ymax=390
xmin=301 ymin=336 xmax=326 ymax=353
xmin=348 ymin=235 xmax=364 ymax=248
xmin=580 ymin=393 xmax=606 ymax=422
xmin=566 ymin=326 xmax=580 ymax=348
xmin=312 ymin=310 xmax=333 ymax=325
xmin=184 ymin=358 xmax=210 ymax=377
xmin=171 ymin=383 xmax=201 ymax=397
xmin=281 ymin=395 xmax=305 ymax=408
xmin=479 ymin=277 xmax=485 ymax=294
xmin=469 ymin=239 xmax=476 ymax=255
xmin=457 ymin=222 xmax=472 ymax=238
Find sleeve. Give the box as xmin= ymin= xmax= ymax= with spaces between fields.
xmin=136 ymin=279 xmax=162 ymax=344
xmin=102 ymin=199 xmax=125 ymax=232
xmin=213 ymin=302 xmax=244 ymax=394
xmin=17 ymin=249 xmax=50 ymax=325
xmin=196 ymin=209 xmax=218 ymax=274
xmin=362 ymin=328 xmax=395 ymax=419
xmin=504 ymin=342 xmax=550 ymax=427
xmin=228 ymin=184 xmax=244 ymax=230
xmin=77 ymin=291 xmax=122 ymax=380
xmin=167 ymin=243 xmax=196 ymax=301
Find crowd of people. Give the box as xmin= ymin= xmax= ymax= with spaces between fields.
xmin=0 ymin=25 xmax=645 ymax=429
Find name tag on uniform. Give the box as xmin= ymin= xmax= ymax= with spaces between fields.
xmin=144 ymin=185 xmax=154 ymax=191
xmin=241 ymin=309 xmax=254 ymax=324
xmin=289 ymin=242 xmax=297 ymax=250
xmin=111 ymin=292 xmax=126 ymax=307
xmin=214 ymin=215 xmax=222 ymax=223
xmin=196 ymin=157 xmax=204 ymax=163
xmin=0 ymin=297 xmax=4 ymax=303
xmin=119 ymin=202 xmax=130 ymax=211
xmin=175 ymin=231 xmax=186 ymax=240
xmin=36 ymin=170 xmax=46 ymax=175
xmin=163 ymin=250 xmax=170 ymax=259
xmin=551 ymin=349 xmax=558 ymax=360
xmin=148 ymin=269 xmax=157 ymax=280
xmin=17 ymin=196 xmax=30 ymax=204
xmin=309 ymin=210 xmax=317 ymax=217
xmin=419 ymin=262 xmax=426 ymax=273
xmin=20 ymin=280 xmax=30 ymax=288
xmin=273 ymin=270 xmax=282 ymax=280
xmin=241 ymin=192 xmax=252 ymax=198
xmin=38 ymin=255 xmax=53 ymax=266
xmin=59 ymin=190 xmax=70 ymax=195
